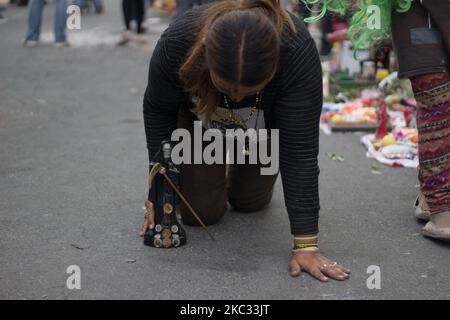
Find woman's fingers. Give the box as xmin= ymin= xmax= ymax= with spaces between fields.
xmin=290 ymin=259 xmax=302 ymax=277
xmin=310 ymin=267 xmax=329 ymax=282
xmin=147 ymin=201 xmax=155 ymax=228
xmin=140 ymin=201 xmax=155 ymax=237
xmin=320 ymin=267 xmax=347 ymax=281
xmin=335 ymin=265 xmax=350 ymax=278
xmin=327 ymin=261 xmax=350 ymax=276
xmin=315 ymin=257 xmax=350 ymax=281
xmin=140 ymin=218 xmax=150 ymax=237
xmin=337 ymin=264 xmax=351 ymax=274
xmin=318 ymin=259 xmax=350 ymax=281
xmin=175 ymin=207 xmax=182 ymax=221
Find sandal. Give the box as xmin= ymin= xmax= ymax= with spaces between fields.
xmin=422 ymin=221 xmax=450 ymax=241
xmin=414 ymin=193 xmax=431 ymax=221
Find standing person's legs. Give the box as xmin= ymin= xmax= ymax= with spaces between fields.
xmin=92 ymin=0 xmax=103 ymax=13
xmin=54 ymin=0 xmax=67 ymax=43
xmin=412 ymin=71 xmax=450 ymax=235
xmin=392 ymin=0 xmax=450 ymax=236
xmin=320 ymin=13 xmax=333 ymax=56
xmin=25 ymin=0 xmax=44 ymax=42
xmin=135 ymin=0 xmax=145 ymax=33
xmin=0 ymin=6 xmax=6 ymax=22
xmin=74 ymin=0 xmax=85 ymax=10
xmin=122 ymin=0 xmax=132 ymax=30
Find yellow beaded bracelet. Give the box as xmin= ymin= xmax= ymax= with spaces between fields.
xmin=292 ymin=243 xmax=319 ymax=252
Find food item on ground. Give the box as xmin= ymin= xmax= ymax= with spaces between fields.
xmin=381 ymin=134 xmax=396 ymax=146
xmin=330 ymin=114 xmax=344 ymax=124
xmin=393 ymin=128 xmax=418 ymax=143
xmin=381 ymin=144 xmax=417 ymax=160
xmin=369 ymin=128 xmax=418 ymax=159
xmin=322 ymin=102 xmax=378 ymax=127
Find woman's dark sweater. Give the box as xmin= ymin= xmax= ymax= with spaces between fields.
xmin=143 ymin=6 xmax=323 ymax=235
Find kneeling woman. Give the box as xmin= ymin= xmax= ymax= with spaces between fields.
xmin=141 ymin=0 xmax=350 ymax=282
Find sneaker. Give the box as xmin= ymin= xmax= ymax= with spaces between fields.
xmin=54 ymin=41 xmax=70 ymax=48
xmin=23 ymin=40 xmax=38 ymax=47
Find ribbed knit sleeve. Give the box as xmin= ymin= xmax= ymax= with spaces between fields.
xmin=274 ymin=38 xmax=323 ymax=235
xmin=143 ymin=29 xmax=186 ymax=161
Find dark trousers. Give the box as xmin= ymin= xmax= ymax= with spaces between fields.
xmin=177 ymin=108 xmax=279 ymax=226
xmin=122 ymin=0 xmax=144 ymax=33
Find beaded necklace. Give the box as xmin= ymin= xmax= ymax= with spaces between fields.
xmin=222 ymin=92 xmax=262 ymax=156
xmin=223 ymin=91 xmax=261 ymax=126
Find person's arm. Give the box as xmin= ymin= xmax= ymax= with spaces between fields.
xmin=143 ymin=33 xmax=185 ymax=162
xmin=276 ymin=39 xmax=351 ymax=282
xmin=274 ymin=38 xmax=323 ymax=237
xmin=141 ymin=31 xmax=186 ymax=236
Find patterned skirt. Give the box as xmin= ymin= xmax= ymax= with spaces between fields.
xmin=412 ymin=72 xmax=450 ymax=214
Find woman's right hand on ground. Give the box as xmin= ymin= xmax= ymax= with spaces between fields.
xmin=290 ymin=251 xmax=351 ymax=282
xmin=140 ymin=200 xmax=155 ymax=237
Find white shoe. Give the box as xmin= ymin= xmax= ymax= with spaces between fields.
xmin=422 ymin=222 xmax=450 ymax=241
xmin=413 ymin=194 xmax=431 ymax=221
xmin=54 ymin=41 xmax=70 ymax=48
xmin=422 ymin=211 xmax=450 ymax=241
xmin=23 ymin=40 xmax=38 ymax=47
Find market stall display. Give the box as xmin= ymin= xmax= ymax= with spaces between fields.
xmin=321 ymin=65 xmax=418 ymax=168
xmin=361 ymin=99 xmax=418 ymax=168
xmin=361 ymin=128 xmax=418 ymax=168
xmin=320 ymin=89 xmax=401 ymax=132
xmin=321 ymin=100 xmax=379 ymax=131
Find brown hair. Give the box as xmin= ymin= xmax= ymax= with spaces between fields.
xmin=179 ymin=0 xmax=296 ymax=121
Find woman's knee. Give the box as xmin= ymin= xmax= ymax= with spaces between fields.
xmin=180 ymin=199 xmax=227 ymax=226
xmin=228 ymin=188 xmax=274 ymax=213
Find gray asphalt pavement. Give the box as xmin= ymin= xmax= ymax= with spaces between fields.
xmin=0 ymin=2 xmax=449 ymax=300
